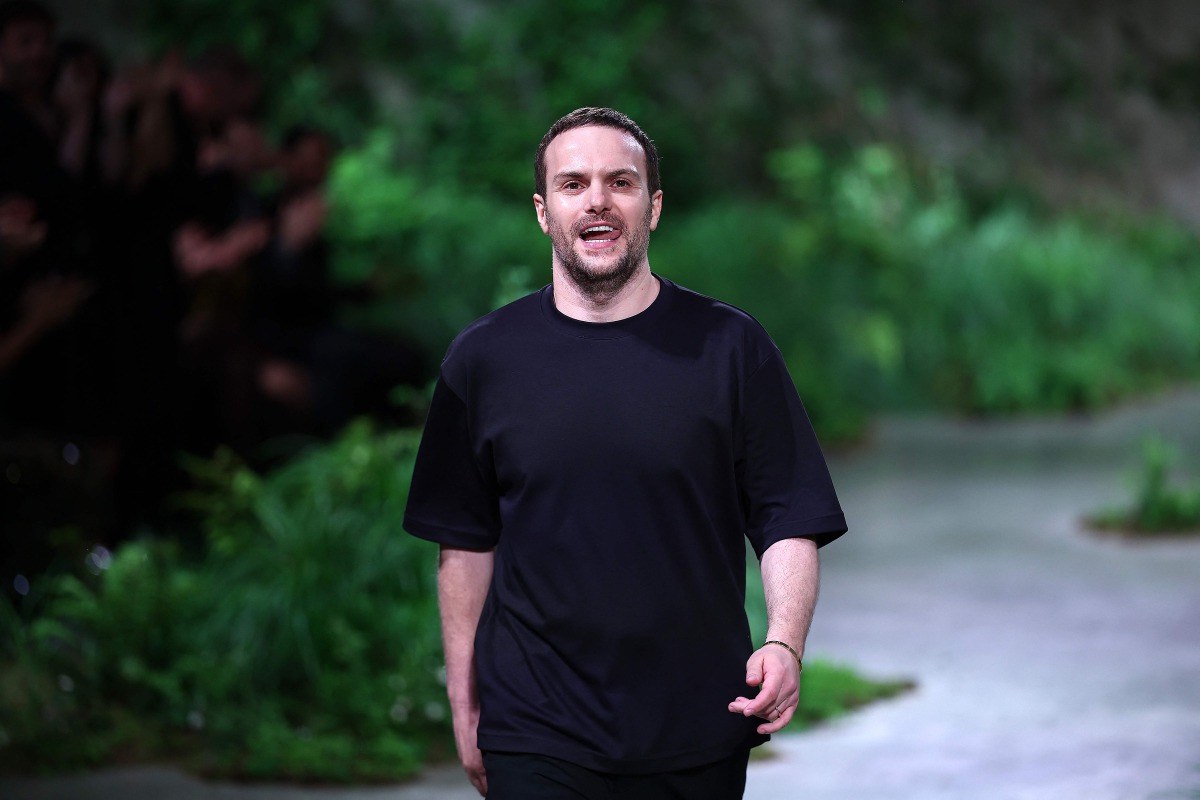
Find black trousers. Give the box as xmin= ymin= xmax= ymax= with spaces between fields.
xmin=483 ymin=748 xmax=751 ymax=800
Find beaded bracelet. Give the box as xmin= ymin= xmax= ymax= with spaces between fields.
xmin=764 ymin=639 xmax=803 ymax=670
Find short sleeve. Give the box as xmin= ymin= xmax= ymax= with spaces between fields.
xmin=739 ymin=347 xmax=847 ymax=558
xmin=403 ymin=374 xmax=501 ymax=549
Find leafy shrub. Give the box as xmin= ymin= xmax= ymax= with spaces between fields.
xmin=0 ymin=422 xmax=450 ymax=781
xmin=791 ymin=661 xmax=913 ymax=730
xmin=653 ymin=200 xmax=881 ymax=442
xmin=763 ymin=143 xmax=1200 ymax=416
xmin=1088 ymin=437 xmax=1200 ymax=535
xmin=325 ymin=130 xmax=544 ymax=356
xmin=130 ymin=0 xmax=1200 ymax=436
xmin=320 ymin=131 xmax=1200 ymax=442
xmin=0 ymin=421 xmax=911 ymax=781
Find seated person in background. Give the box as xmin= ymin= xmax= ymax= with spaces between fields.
xmin=171 ymin=116 xmax=274 ymax=453
xmin=250 ymin=126 xmax=426 ymax=437
xmin=251 ymin=126 xmax=335 ymax=379
xmin=53 ymin=37 xmax=111 ymax=185
xmin=0 ymin=197 xmax=90 ymax=378
xmin=0 ymin=0 xmax=78 ymax=252
xmin=86 ymin=46 xmax=263 ymax=471
xmin=0 ymin=1 xmax=102 ymax=434
xmin=0 ymin=3 xmax=125 ymax=590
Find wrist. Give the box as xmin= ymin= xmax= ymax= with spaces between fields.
xmin=763 ymin=639 xmax=803 ymax=670
xmin=445 ymin=674 xmax=478 ymax=708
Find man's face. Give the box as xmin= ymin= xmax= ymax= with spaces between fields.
xmin=0 ymin=19 xmax=53 ymax=94
xmin=534 ymin=125 xmax=662 ymax=296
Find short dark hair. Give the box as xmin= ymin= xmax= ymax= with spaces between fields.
xmin=0 ymin=0 xmax=55 ymax=35
xmin=534 ymin=107 xmax=660 ymax=199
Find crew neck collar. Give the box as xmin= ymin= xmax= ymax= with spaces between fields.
xmin=541 ymin=275 xmax=675 ymax=340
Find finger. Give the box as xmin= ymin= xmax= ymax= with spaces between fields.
xmin=728 ymin=696 xmax=753 ymax=713
xmin=745 ymin=652 xmax=765 ymax=686
xmin=465 ymin=760 xmax=487 ymax=795
xmin=761 ymin=689 xmax=798 ymax=721
xmin=470 ymin=769 xmax=487 ymax=797
xmin=756 ymin=702 xmax=796 ymax=735
xmin=743 ymin=670 xmax=783 ymax=717
xmin=751 ymin=687 xmax=797 ymax=723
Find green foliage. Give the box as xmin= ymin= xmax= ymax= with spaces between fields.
xmin=133 ymin=0 xmax=830 ymax=203
xmin=653 ymin=200 xmax=878 ymax=441
xmin=324 ymin=128 xmax=545 ymax=355
xmin=127 ymin=0 xmax=1200 ymax=440
xmin=1089 ymin=437 xmax=1200 ymax=535
xmin=791 ymin=660 xmax=913 ymax=730
xmin=3 ymin=425 xmax=911 ymax=781
xmin=0 ymin=422 xmax=448 ymax=782
xmin=318 ymin=130 xmax=1200 ymax=441
xmin=908 ymin=210 xmax=1200 ymax=412
xmin=762 ymin=143 xmax=1200 ymax=416
xmin=136 ymin=0 xmax=372 ymax=140
xmin=651 ymin=142 xmax=1200 ymax=435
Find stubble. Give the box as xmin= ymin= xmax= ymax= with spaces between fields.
xmin=548 ymin=204 xmax=653 ymax=302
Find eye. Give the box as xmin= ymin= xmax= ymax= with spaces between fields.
xmin=613 ymin=178 xmax=631 ymax=188
xmin=563 ymin=180 xmax=583 ymax=191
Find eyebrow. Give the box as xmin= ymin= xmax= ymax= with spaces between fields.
xmin=553 ymin=168 xmax=640 ymax=184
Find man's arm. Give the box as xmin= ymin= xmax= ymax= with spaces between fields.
xmin=728 ymin=536 xmax=819 ymax=733
xmin=438 ymin=545 xmax=495 ymax=797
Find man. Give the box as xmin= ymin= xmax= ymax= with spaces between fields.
xmin=0 ymin=1 xmax=55 ymax=133
xmin=0 ymin=0 xmax=97 ymax=429
xmin=0 ymin=0 xmax=67 ymax=238
xmin=404 ymin=107 xmax=847 ymax=799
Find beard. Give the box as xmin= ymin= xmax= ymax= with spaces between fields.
xmin=548 ymin=204 xmax=653 ymax=301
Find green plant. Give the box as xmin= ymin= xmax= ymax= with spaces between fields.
xmin=324 ymin=128 xmax=545 ymax=356
xmin=791 ymin=660 xmax=913 ymax=730
xmin=0 ymin=421 xmax=914 ymax=780
xmin=120 ymin=0 xmax=1200 ymax=434
xmin=1089 ymin=436 xmax=1200 ymax=535
xmin=765 ymin=142 xmax=1200 ymax=417
xmin=1 ymin=422 xmax=451 ymax=781
xmin=127 ymin=0 xmax=1200 ymax=436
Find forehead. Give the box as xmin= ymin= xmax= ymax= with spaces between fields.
xmin=545 ymin=125 xmax=647 ymax=176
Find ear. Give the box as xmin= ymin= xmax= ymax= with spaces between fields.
xmin=533 ymin=194 xmax=549 ymax=235
xmin=649 ymin=190 xmax=663 ymax=231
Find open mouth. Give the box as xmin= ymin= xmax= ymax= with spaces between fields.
xmin=579 ymin=224 xmax=622 ymax=248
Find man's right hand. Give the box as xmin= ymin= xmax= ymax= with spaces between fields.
xmin=452 ymin=702 xmax=487 ymax=796
xmin=438 ymin=546 xmax=496 ymax=797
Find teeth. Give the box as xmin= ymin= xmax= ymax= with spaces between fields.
xmin=584 ymin=225 xmax=615 ymax=234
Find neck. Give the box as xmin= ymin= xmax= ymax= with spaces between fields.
xmin=552 ymin=263 xmax=659 ymax=323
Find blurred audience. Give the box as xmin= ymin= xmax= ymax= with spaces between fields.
xmin=1 ymin=0 xmax=426 ymax=597
xmin=251 ymin=127 xmax=424 ymax=438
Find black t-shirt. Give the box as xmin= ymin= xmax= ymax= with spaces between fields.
xmin=404 ymin=276 xmax=846 ymax=774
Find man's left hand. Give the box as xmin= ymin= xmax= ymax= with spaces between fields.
xmin=727 ymin=644 xmax=800 ymax=734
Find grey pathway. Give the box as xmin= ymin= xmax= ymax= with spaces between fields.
xmin=4 ymin=389 xmax=1199 ymax=800
xmin=750 ymin=387 xmax=1200 ymax=800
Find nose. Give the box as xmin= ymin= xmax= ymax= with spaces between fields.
xmin=584 ymin=181 xmax=610 ymax=214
